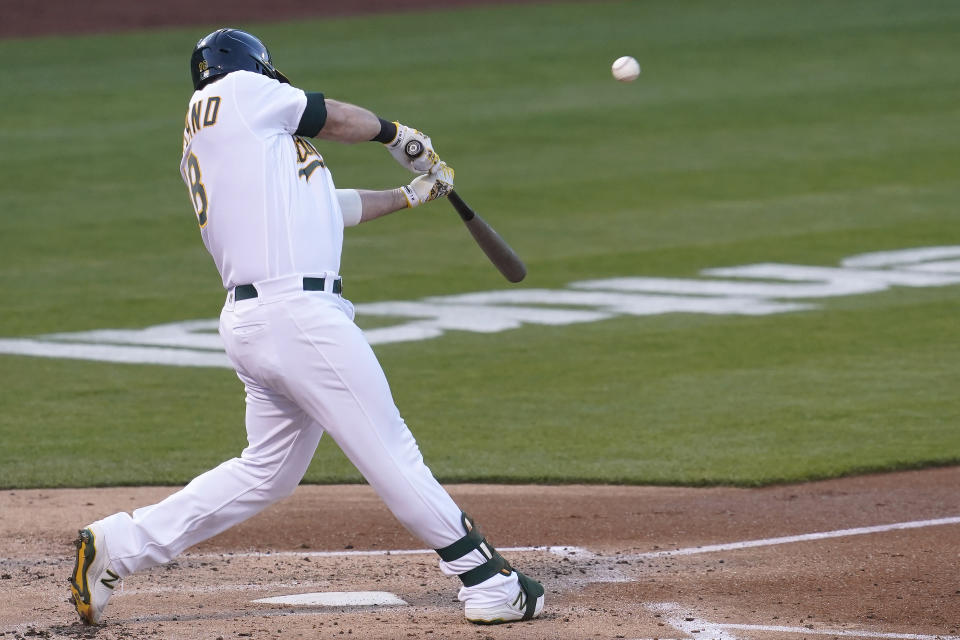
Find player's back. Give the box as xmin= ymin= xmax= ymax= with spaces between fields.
xmin=179 ymin=71 xmax=344 ymax=289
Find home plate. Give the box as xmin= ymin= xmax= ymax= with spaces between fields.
xmin=252 ymin=591 xmax=408 ymax=606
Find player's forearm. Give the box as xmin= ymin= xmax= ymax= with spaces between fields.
xmin=316 ymin=99 xmax=383 ymax=143
xmin=338 ymin=188 xmax=409 ymax=226
xmin=356 ymin=189 xmax=409 ymax=223
xmin=339 ymin=164 xmax=453 ymax=226
xmin=312 ymin=101 xmax=442 ymax=175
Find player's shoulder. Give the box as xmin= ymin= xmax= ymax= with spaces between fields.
xmin=229 ymin=70 xmax=303 ymax=96
xmin=228 ymin=70 xmax=271 ymax=87
xmin=189 ymin=71 xmax=288 ymax=102
xmin=190 ymin=72 xmax=307 ymax=135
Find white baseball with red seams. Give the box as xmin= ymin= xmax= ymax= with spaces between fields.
xmin=612 ymin=55 xmax=641 ymax=82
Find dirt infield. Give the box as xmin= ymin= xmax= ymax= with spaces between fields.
xmin=2 ymin=467 xmax=959 ymax=639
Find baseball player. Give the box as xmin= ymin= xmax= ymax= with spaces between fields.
xmin=68 ymin=28 xmax=544 ymax=626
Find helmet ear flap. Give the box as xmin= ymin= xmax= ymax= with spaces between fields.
xmin=191 ymin=46 xmax=214 ymax=90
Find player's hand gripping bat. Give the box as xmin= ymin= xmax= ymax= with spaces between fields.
xmin=404 ymin=140 xmax=527 ymax=283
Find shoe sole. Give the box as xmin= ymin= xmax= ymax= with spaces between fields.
xmin=68 ymin=529 xmax=97 ymax=624
xmin=466 ymin=616 xmax=524 ymax=625
xmin=465 ymin=592 xmax=545 ymax=625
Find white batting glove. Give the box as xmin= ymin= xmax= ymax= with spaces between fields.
xmin=401 ymin=162 xmax=454 ymax=208
xmin=385 ymin=122 xmax=441 ymax=174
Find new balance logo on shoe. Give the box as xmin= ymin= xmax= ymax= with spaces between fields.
xmin=101 ymin=570 xmax=119 ymax=590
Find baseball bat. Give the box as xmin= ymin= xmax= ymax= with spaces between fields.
xmin=404 ymin=140 xmax=527 ymax=283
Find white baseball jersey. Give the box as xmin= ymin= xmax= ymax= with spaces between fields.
xmin=179 ymin=71 xmax=343 ymax=289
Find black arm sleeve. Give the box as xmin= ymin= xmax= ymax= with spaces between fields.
xmin=295 ymin=92 xmax=327 ymax=137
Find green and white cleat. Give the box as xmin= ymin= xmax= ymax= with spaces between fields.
xmin=68 ymin=524 xmax=119 ymax=624
xmin=465 ymin=571 xmax=545 ymax=625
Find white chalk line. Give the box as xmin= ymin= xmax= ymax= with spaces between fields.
xmin=5 ymin=515 xmax=955 ymax=570
xmin=645 ymin=602 xmax=960 ymax=640
xmin=115 ymin=580 xmax=334 ymax=596
xmin=646 ymin=602 xmax=740 ymax=640
xmin=182 ymin=515 xmax=960 ymax=564
xmin=187 ymin=544 xmax=586 ymax=560
xmin=633 ymin=515 xmax=960 ymax=559
xmin=721 ymin=623 xmax=960 ymax=639
xmin=4 ymin=514 xmax=956 ymax=584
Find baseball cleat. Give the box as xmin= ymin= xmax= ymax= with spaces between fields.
xmin=68 ymin=524 xmax=119 ymax=624
xmin=464 ymin=571 xmax=545 ymax=625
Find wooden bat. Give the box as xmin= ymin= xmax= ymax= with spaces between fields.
xmin=446 ymin=190 xmax=527 ymax=283
xmin=404 ymin=140 xmax=527 ymax=283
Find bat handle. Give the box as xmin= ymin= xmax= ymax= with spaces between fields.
xmin=447 ymin=190 xmax=474 ymax=222
xmin=403 ymin=142 xmax=475 ymax=225
xmin=405 ymin=140 xmax=465 ymax=215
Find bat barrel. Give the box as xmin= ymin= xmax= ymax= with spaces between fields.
xmin=448 ymin=191 xmax=526 ymax=282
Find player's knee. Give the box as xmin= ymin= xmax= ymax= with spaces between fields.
xmin=232 ymin=455 xmax=302 ymax=501
xmin=266 ymin=471 xmax=301 ymax=500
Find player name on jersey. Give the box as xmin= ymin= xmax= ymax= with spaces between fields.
xmin=183 ymin=95 xmax=221 ymax=152
xmin=1 ymin=246 xmax=959 ymax=368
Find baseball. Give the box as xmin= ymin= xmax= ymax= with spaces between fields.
xmin=611 ymin=55 xmax=641 ymax=82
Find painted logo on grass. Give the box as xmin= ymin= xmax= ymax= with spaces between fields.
xmin=1 ymin=246 xmax=959 ymax=368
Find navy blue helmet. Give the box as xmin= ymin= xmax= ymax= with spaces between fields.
xmin=190 ymin=28 xmax=290 ymax=90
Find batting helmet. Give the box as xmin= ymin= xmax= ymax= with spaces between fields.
xmin=190 ymin=28 xmax=291 ymax=90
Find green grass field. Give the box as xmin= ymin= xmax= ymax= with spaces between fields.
xmin=1 ymin=0 xmax=959 ymax=488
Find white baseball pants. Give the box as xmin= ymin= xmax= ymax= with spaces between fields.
xmin=96 ymin=275 xmax=505 ymax=600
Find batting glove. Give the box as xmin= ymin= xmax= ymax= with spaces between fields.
xmin=401 ymin=162 xmax=454 ymax=208
xmin=386 ymin=122 xmax=441 ymax=174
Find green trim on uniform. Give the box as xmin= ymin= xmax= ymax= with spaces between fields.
xmin=459 ymin=554 xmax=511 ymax=587
xmin=296 ymin=92 xmax=327 ymax=137
xmin=436 ymin=518 xmax=486 ymax=562
xmin=516 ymin=571 xmax=544 ymax=620
xmin=435 ymin=513 xmax=514 ymax=587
